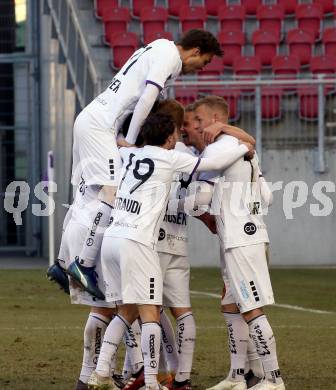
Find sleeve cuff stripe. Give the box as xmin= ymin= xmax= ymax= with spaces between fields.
xmin=146 ymin=80 xmax=163 ymax=91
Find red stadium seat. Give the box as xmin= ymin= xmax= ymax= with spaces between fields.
xmin=272 ymin=55 xmax=300 ymax=91
xmin=143 ymin=31 xmax=173 ymax=46
xmin=218 ymin=5 xmax=245 ymax=33
xmin=110 ymin=32 xmax=138 ymax=69
xmin=233 ymin=56 xmax=262 ymax=92
xmin=132 ymin=0 xmax=154 ymax=17
xmin=179 ymin=6 xmax=207 ymax=33
xmin=287 ymin=29 xmax=315 ymax=65
xmin=322 ymin=28 xmax=336 ymax=56
xmin=313 ymin=0 xmax=334 ymax=15
xmin=240 ymin=0 xmax=261 ymax=16
xmin=95 ymin=0 xmax=119 ymax=19
xmin=297 ymin=86 xmax=326 ymax=120
xmin=218 ymin=30 xmax=245 ymax=67
xmin=205 ymin=0 xmax=226 ymax=17
xmin=198 ymin=56 xmax=224 ymax=77
xmin=257 ymin=4 xmax=284 ymax=40
xmin=211 ymin=89 xmax=241 ymax=122
xmin=252 ymin=30 xmax=280 ymax=66
xmin=296 ymin=3 xmax=323 ymax=40
xmin=310 ymin=55 xmax=336 ymax=93
xmin=103 ymin=7 xmax=130 ymax=45
xmin=276 ymin=0 xmax=297 ymax=15
xmin=261 ymin=87 xmax=283 ymax=120
xmin=140 ymin=7 xmax=168 ymax=44
xmin=167 ymin=0 xmax=189 ymax=17
xmin=175 ymin=87 xmax=199 ymax=105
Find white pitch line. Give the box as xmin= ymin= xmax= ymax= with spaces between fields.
xmin=190 ymin=290 xmax=336 ymax=315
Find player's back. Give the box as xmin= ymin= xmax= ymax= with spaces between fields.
xmin=105 ymin=145 xmax=199 ymax=248
xmin=84 ymin=39 xmax=181 ymax=133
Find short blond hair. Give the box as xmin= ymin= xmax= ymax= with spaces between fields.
xmin=193 ymin=95 xmax=229 ymax=117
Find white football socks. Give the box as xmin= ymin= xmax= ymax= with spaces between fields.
xmin=79 ymin=313 xmax=111 ymax=383
xmin=142 ymin=322 xmax=161 ymax=388
xmin=175 ymin=312 xmax=196 ymax=383
xmin=122 ymin=350 xmax=133 ymax=381
xmin=248 ymin=315 xmax=283 ymax=385
xmin=160 ymin=309 xmax=178 ymax=374
xmin=223 ymin=312 xmax=248 ymax=382
xmin=96 ymin=315 xmax=129 ymax=377
xmin=79 ymin=201 xmax=113 ymax=268
xmin=125 ymin=319 xmax=144 ymax=374
xmin=246 ymin=335 xmax=264 ymax=378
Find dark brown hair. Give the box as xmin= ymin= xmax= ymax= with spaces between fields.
xmin=177 ymin=29 xmax=223 ymax=57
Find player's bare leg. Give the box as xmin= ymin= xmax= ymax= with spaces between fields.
xmin=242 ymin=309 xmax=285 ymax=390
xmin=67 ymin=186 xmax=117 ymax=300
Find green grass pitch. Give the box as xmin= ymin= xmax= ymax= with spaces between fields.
xmin=0 ymin=267 xmax=335 ymax=389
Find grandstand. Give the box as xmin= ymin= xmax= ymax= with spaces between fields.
xmin=0 ymin=0 xmax=336 ymax=266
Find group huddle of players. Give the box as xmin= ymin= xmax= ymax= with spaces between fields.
xmin=47 ymin=29 xmax=286 ymax=390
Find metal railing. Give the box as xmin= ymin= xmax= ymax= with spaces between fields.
xmin=45 ymin=0 xmax=100 ymax=108
xmin=170 ymin=76 xmax=336 ymax=173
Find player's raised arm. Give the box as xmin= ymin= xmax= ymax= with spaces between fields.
xmin=203 ymin=122 xmax=256 ymax=146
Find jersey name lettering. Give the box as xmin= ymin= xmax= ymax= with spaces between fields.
xmin=163 ymin=212 xmax=187 ymax=226
xmin=109 ymin=78 xmax=121 ymax=93
xmin=114 ymin=197 xmax=142 ymax=215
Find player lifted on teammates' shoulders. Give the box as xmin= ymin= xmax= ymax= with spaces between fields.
xmin=58 ymin=29 xmax=223 ymax=299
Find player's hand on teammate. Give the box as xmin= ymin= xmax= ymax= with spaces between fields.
xmin=202 ymin=121 xmax=225 ymax=145
xmin=240 ymin=140 xmax=255 ymax=160
xmin=117 ymin=137 xmax=135 ymax=148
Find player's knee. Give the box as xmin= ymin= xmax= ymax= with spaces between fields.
xmin=90 ymin=306 xmax=116 ymax=319
xmin=221 ymin=303 xmax=240 ymax=313
xmin=170 ymin=307 xmax=192 ymax=319
xmin=242 ymin=307 xmax=264 ymax=323
xmin=118 ymin=304 xmax=139 ymax=324
xmin=98 ymin=185 xmax=117 ymax=206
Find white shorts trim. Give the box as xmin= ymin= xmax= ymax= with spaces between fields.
xmin=159 ymin=252 xmax=191 ymax=308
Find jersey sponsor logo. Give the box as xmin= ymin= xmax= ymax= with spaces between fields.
xmin=86 ymin=238 xmax=94 ymax=246
xmin=244 ymin=222 xmax=257 ymax=235
xmin=114 ymin=197 xmax=142 ymax=215
xmin=125 ymin=327 xmax=138 ymax=348
xmin=163 ymin=212 xmax=187 ymax=226
xmin=87 ymin=212 xmax=103 ymax=243
xmin=94 ymin=327 xmax=102 ymax=355
xmin=158 ymin=228 xmax=166 ymax=241
xmin=113 ymin=221 xmax=138 ymax=229
xmin=79 ymin=176 xmax=86 ymax=196
xmin=177 ymin=322 xmax=184 ymax=354
xmin=150 ymin=360 xmax=157 ymax=368
xmin=108 ymin=78 xmax=121 ymax=93
xmin=248 ymin=201 xmax=261 ymax=215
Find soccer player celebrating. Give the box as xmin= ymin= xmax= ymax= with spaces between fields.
xmin=88 ymin=111 xmax=254 ymax=390
xmin=63 ymin=29 xmax=223 ymax=299
xmin=191 ymin=96 xmax=284 ymax=390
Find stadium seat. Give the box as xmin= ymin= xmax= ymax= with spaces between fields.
xmin=297 ymin=86 xmax=326 ymax=120
xmin=140 ymin=7 xmax=168 ymax=44
xmin=95 ymin=0 xmax=119 ymax=19
xmin=261 ymin=87 xmax=283 ymax=120
xmin=211 ymin=89 xmax=241 ymax=122
xmin=276 ymin=0 xmax=297 ymax=15
xmin=110 ymin=32 xmax=138 ymax=69
xmin=103 ymin=7 xmax=130 ymax=45
xmin=179 ymin=6 xmax=207 ymax=33
xmin=287 ymin=29 xmax=315 ymax=65
xmin=218 ymin=30 xmax=245 ymax=67
xmin=175 ymin=87 xmax=199 ymax=105
xmin=205 ymin=0 xmax=225 ymax=17
xmin=167 ymin=0 xmax=190 ymax=17
xmin=272 ymin=55 xmax=300 ymax=91
xmin=198 ymin=56 xmax=224 ymax=77
xmin=143 ymin=31 xmax=173 ymax=46
xmin=256 ymin=4 xmax=284 ymax=40
xmin=240 ymin=0 xmax=261 ymax=16
xmin=313 ymin=0 xmax=334 ymax=15
xmin=233 ymin=56 xmax=261 ymax=92
xmin=252 ymin=30 xmax=280 ymax=66
xmin=218 ymin=5 xmax=245 ymax=33
xmin=296 ymin=3 xmax=323 ymax=40
xmin=322 ymin=28 xmax=336 ymax=56
xmin=131 ymin=0 xmax=154 ymax=17
xmin=310 ymin=55 xmax=336 ymax=94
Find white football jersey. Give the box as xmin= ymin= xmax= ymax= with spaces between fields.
xmin=104 ymin=145 xmax=200 ymax=249
xmin=84 ymin=39 xmax=182 ymax=132
xmin=202 ymin=135 xmax=269 ymax=249
xmin=156 ymin=143 xmax=196 ymax=256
